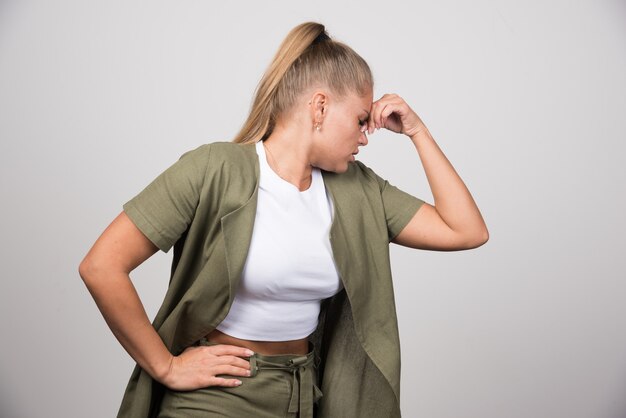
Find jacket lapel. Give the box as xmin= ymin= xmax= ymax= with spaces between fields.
xmin=322 ymin=168 xmax=366 ymax=295
xmin=220 ymin=143 xmax=260 ymax=298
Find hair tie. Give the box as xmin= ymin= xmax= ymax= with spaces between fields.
xmin=312 ymin=32 xmax=330 ymax=45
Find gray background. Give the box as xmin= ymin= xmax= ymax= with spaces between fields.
xmin=1 ymin=0 xmax=625 ymax=417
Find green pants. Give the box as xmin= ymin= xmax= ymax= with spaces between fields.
xmin=157 ymin=337 xmax=323 ymax=418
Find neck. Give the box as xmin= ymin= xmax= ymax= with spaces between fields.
xmin=262 ymin=127 xmax=314 ymax=191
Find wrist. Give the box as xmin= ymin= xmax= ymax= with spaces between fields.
xmin=154 ymin=354 xmax=175 ymax=385
xmin=409 ymin=126 xmax=432 ymax=144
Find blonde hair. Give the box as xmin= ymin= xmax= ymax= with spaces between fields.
xmin=231 ymin=21 xmax=374 ymax=145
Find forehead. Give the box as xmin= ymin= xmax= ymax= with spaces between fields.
xmin=345 ymin=90 xmax=373 ymax=112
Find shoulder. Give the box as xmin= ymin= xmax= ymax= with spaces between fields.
xmin=350 ymin=160 xmax=386 ymax=191
xmin=208 ymin=140 xmax=256 ymax=164
xmin=206 ymin=140 xmax=255 ymax=155
xmin=197 ymin=141 xmax=256 ymax=163
xmin=353 ymin=160 xmax=379 ymax=180
xmin=178 ymin=140 xmax=256 ymax=166
xmin=179 ymin=140 xmax=244 ymax=156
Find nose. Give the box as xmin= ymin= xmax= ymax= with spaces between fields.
xmin=359 ymin=130 xmax=369 ymax=146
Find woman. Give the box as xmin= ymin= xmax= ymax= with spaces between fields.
xmin=79 ymin=22 xmax=488 ymax=418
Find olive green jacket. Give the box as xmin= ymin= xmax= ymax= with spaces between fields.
xmin=118 ymin=141 xmax=424 ymax=417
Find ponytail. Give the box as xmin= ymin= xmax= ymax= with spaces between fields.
xmin=231 ymin=21 xmax=373 ymax=145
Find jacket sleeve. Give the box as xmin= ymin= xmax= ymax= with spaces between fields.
xmin=122 ymin=143 xmax=212 ymax=253
xmin=356 ymin=160 xmax=426 ymax=242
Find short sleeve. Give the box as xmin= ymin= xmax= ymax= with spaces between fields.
xmin=356 ymin=160 xmax=426 ymax=242
xmin=122 ymin=143 xmax=212 ymax=253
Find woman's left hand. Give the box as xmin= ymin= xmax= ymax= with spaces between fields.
xmin=367 ymin=93 xmax=427 ymax=138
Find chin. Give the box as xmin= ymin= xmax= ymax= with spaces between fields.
xmin=322 ymin=159 xmax=352 ymax=174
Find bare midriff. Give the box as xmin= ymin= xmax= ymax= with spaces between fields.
xmin=204 ymin=328 xmax=311 ymax=355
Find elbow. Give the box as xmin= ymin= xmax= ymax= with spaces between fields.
xmin=479 ymin=227 xmax=489 ymax=245
xmin=78 ymin=257 xmax=93 ymax=283
xmin=79 ymin=255 xmax=131 ymax=287
xmin=459 ymin=227 xmax=489 ymax=250
xmin=479 ymin=228 xmax=489 ymax=247
xmin=474 ymin=227 xmax=490 ymax=248
xmin=78 ymin=256 xmax=102 ymax=285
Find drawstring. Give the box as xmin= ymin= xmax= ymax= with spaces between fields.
xmin=253 ymin=355 xmax=323 ymax=417
xmin=287 ymin=356 xmax=313 ymax=415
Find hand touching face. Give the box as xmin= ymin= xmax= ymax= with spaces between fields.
xmin=365 ymin=93 xmax=427 ymax=138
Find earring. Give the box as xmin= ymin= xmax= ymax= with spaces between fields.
xmin=315 ymin=123 xmax=321 ymax=131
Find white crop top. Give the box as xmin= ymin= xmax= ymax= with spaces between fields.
xmin=215 ymin=140 xmax=344 ymax=341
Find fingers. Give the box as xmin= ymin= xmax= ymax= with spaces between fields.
xmin=207 ymin=343 xmax=255 ymax=358
xmin=210 ymin=376 xmax=245 ymax=387
xmin=213 ymin=363 xmax=252 ymax=378
xmin=209 ymin=352 xmax=252 ymax=370
xmin=204 ymin=347 xmax=254 ymax=388
xmin=368 ymin=93 xmax=400 ymax=134
xmin=367 ymin=93 xmax=422 ymax=136
xmin=379 ymin=103 xmax=391 ymax=128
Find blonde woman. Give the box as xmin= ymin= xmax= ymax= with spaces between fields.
xmin=79 ymin=21 xmax=488 ymax=418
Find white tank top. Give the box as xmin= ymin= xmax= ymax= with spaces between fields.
xmin=215 ymin=140 xmax=344 ymax=341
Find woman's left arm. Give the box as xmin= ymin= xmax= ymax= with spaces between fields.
xmin=368 ymin=93 xmax=489 ymax=251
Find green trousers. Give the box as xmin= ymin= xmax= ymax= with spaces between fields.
xmin=157 ymin=337 xmax=323 ymax=418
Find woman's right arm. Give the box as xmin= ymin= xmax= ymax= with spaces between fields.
xmin=78 ymin=211 xmax=253 ymax=390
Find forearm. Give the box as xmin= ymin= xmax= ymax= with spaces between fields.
xmin=410 ymin=127 xmax=488 ymax=239
xmin=80 ymin=268 xmax=173 ymax=382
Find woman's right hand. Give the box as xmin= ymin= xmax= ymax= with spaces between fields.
xmin=161 ymin=344 xmax=254 ymax=391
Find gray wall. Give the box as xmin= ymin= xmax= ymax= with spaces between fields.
xmin=1 ymin=1 xmax=624 ymax=417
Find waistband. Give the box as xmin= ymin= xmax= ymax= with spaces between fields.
xmin=195 ymin=337 xmax=323 ymax=417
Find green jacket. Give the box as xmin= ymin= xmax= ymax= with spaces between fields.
xmin=118 ymin=141 xmax=424 ymax=417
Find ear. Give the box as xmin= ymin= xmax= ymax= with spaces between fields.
xmin=308 ymin=92 xmax=327 ymax=125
